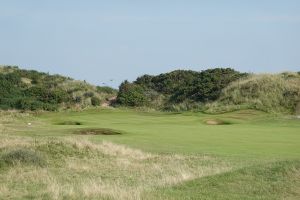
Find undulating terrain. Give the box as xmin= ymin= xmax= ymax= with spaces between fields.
xmin=0 ymin=66 xmax=299 ymax=199
xmin=0 ymin=108 xmax=299 ymax=199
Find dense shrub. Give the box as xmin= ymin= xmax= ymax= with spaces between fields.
xmin=74 ymin=96 xmax=82 ymax=103
xmin=117 ymin=81 xmax=148 ymax=106
xmin=117 ymin=68 xmax=247 ymax=110
xmin=84 ymin=92 xmax=94 ymax=98
xmin=91 ymin=96 xmax=101 ymax=106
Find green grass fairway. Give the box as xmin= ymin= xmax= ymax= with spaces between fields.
xmin=0 ymin=108 xmax=299 ymax=199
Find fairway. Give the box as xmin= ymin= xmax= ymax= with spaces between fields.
xmin=0 ymin=108 xmax=299 ymax=199
xmin=16 ymin=108 xmax=300 ymax=158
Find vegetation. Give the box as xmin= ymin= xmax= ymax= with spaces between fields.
xmin=117 ymin=68 xmax=248 ymax=110
xmin=0 ymin=108 xmax=299 ymax=199
xmin=116 ymin=69 xmax=300 ymax=114
xmin=0 ymin=65 xmax=299 ymax=199
xmin=0 ymin=65 xmax=117 ymax=111
xmin=207 ymin=73 xmax=300 ymax=113
xmin=148 ymin=160 xmax=300 ymax=200
xmin=0 ymin=149 xmax=46 ymax=167
xmin=1 ymin=65 xmax=299 ymax=114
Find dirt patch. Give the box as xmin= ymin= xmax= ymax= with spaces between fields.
xmin=204 ymin=119 xmax=231 ymax=125
xmin=74 ymin=128 xmax=122 ymax=135
xmin=56 ymin=121 xmax=82 ymax=125
xmin=101 ymin=96 xmax=117 ymax=107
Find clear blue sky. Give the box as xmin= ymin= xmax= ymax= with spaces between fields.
xmin=0 ymin=0 xmax=299 ymax=88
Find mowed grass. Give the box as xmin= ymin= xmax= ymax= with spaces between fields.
xmin=0 ymin=108 xmax=300 ymax=199
xmin=16 ymin=108 xmax=300 ymax=158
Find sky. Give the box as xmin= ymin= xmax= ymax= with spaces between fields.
xmin=0 ymin=0 xmax=299 ymax=88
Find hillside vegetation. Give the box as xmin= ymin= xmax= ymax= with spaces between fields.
xmin=117 ymin=68 xmax=248 ymax=111
xmin=1 ymin=65 xmax=299 ymax=114
xmin=0 ymin=66 xmax=117 ymax=111
xmin=116 ymin=68 xmax=300 ymax=114
xmin=206 ymin=72 xmax=300 ymax=113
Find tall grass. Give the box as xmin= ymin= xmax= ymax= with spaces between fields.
xmin=206 ymin=73 xmax=300 ymax=113
xmin=0 ymin=134 xmax=232 ymax=200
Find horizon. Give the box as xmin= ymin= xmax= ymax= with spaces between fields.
xmin=1 ymin=0 xmax=299 ymax=88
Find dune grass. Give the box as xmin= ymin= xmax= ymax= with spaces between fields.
xmin=0 ymin=108 xmax=300 ymax=199
xmin=206 ymin=73 xmax=300 ymax=114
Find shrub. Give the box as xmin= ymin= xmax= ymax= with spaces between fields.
xmin=117 ymin=81 xmax=148 ymax=106
xmin=16 ymin=98 xmax=43 ymax=110
xmin=117 ymin=68 xmax=247 ymax=110
xmin=84 ymin=92 xmax=94 ymax=98
xmin=91 ymin=96 xmax=101 ymax=106
xmin=74 ymin=96 xmax=82 ymax=103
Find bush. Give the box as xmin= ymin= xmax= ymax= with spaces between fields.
xmin=16 ymin=98 xmax=43 ymax=110
xmin=91 ymin=96 xmax=101 ymax=106
xmin=84 ymin=92 xmax=94 ymax=98
xmin=117 ymin=81 xmax=148 ymax=106
xmin=25 ymin=86 xmax=70 ymax=104
xmin=74 ymin=96 xmax=82 ymax=103
xmin=117 ymin=68 xmax=247 ymax=110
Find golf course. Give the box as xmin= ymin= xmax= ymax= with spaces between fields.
xmin=0 ymin=108 xmax=299 ymax=199
xmin=1 ymin=1 xmax=300 ymax=199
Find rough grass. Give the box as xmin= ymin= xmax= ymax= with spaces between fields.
xmin=146 ymin=160 xmax=300 ymax=200
xmin=206 ymin=73 xmax=300 ymax=114
xmin=0 ymin=136 xmax=232 ymax=200
xmin=0 ymin=149 xmax=46 ymax=167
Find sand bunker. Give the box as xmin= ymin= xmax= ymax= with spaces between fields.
xmin=74 ymin=128 xmax=122 ymax=135
xmin=204 ymin=119 xmax=231 ymax=125
xmin=57 ymin=121 xmax=82 ymax=125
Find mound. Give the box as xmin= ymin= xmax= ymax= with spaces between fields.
xmin=148 ymin=160 xmax=300 ymax=199
xmin=0 ymin=65 xmax=117 ymax=111
xmin=207 ymin=73 xmax=300 ymax=113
